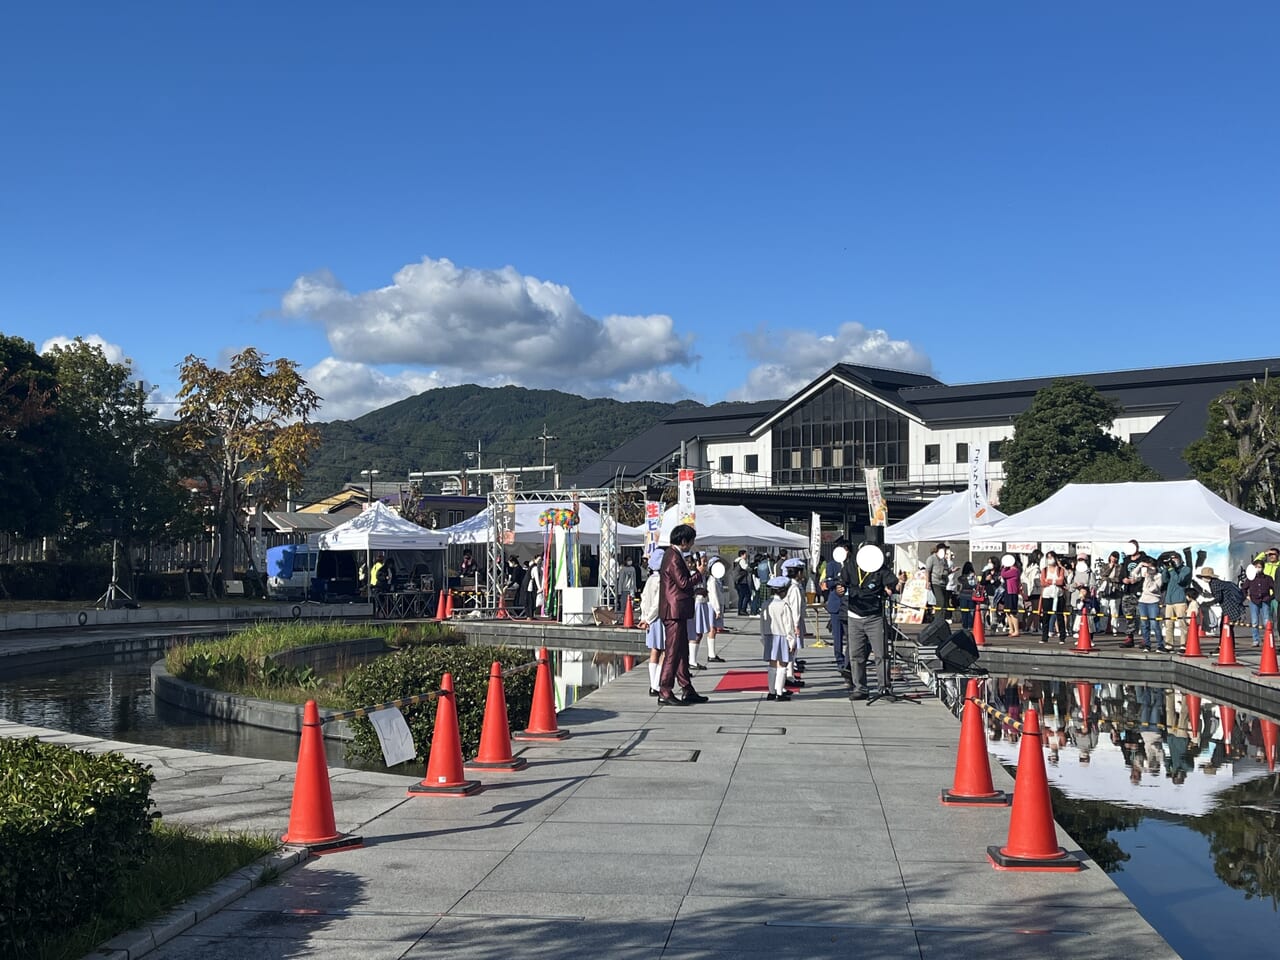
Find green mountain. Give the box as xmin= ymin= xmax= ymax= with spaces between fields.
xmin=300 ymin=385 xmax=698 ymax=498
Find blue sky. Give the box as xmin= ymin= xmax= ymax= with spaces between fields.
xmin=2 ymin=3 xmax=1277 ymax=420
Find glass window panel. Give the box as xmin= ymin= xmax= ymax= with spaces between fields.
xmin=955 ymin=442 xmax=969 ymax=463
xmin=812 ymin=447 xmax=823 ymax=468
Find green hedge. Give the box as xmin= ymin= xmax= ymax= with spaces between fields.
xmin=0 ymin=561 xmax=110 ymax=601
xmin=0 ymin=738 xmax=156 ymax=960
xmin=343 ymin=645 xmax=537 ymax=767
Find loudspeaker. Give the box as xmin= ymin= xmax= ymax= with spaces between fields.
xmin=863 ymin=525 xmax=884 ymax=546
xmin=917 ymin=616 xmax=952 ymax=650
xmin=936 ymin=629 xmax=981 ymax=672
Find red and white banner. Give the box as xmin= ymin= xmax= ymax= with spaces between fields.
xmin=644 ymin=500 xmax=662 ymax=556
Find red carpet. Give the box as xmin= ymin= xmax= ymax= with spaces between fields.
xmin=715 ymin=670 xmax=772 ymax=692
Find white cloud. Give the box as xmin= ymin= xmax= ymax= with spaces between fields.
xmin=282 ymin=258 xmax=700 ymax=398
xmin=39 ymin=334 xmax=129 ymax=367
xmin=727 ymin=322 xmax=933 ymax=400
xmin=610 ymin=369 xmax=699 ymax=402
xmin=304 ymin=358 xmax=454 ymax=421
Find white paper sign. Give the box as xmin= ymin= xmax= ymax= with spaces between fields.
xmin=368 ymin=707 xmax=417 ymax=767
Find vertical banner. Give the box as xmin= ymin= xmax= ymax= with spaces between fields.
xmin=968 ymin=445 xmax=991 ymax=524
xmin=644 ymin=500 xmax=662 ymax=556
xmin=809 ymin=512 xmax=821 ymax=573
xmin=494 ymin=473 xmax=517 ymax=545
xmin=865 ymin=467 xmax=888 ymax=526
xmin=677 ymin=468 xmax=697 ymax=526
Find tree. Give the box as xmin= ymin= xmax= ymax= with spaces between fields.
xmin=0 ymin=335 xmax=61 ymax=539
xmin=176 ymin=349 xmax=321 ymax=594
xmin=1183 ymin=374 xmax=1279 ymax=520
xmin=998 ymin=379 xmax=1159 ymax=513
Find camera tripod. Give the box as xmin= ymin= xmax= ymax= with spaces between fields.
xmin=865 ymin=609 xmax=929 ymax=705
xmin=95 ymin=539 xmax=134 ymax=610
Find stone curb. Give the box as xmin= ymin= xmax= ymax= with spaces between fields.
xmin=89 ymin=844 xmax=309 ymax=960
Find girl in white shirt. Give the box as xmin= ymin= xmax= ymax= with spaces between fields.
xmin=760 ymin=576 xmax=797 ymax=701
xmin=638 ymin=550 xmax=665 ymax=695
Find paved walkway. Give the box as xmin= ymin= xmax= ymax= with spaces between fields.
xmin=1 ymin=629 xmax=1177 ymax=959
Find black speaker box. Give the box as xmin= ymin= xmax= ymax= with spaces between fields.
xmin=936 ymin=629 xmax=981 ymax=672
xmin=916 ymin=616 xmax=953 ymax=650
xmin=863 ymin=525 xmax=885 ymax=546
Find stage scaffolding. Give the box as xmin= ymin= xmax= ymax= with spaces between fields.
xmin=485 ymin=486 xmax=622 ymax=616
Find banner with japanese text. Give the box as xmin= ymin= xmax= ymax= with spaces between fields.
xmin=644 ymin=500 xmax=662 ymax=556
xmin=677 ymin=469 xmax=696 ymax=526
xmin=865 ymin=467 xmax=888 ymax=526
xmin=968 ymin=446 xmax=992 ymax=525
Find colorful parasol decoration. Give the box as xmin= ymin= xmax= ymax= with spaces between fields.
xmin=539 ymin=501 xmax=581 ymax=617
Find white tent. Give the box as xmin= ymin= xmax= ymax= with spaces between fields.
xmin=316 ymin=501 xmax=448 ymax=552
xmin=439 ymin=502 xmax=645 ymax=546
xmin=656 ymin=504 xmax=809 ymax=549
xmin=979 ymin=480 xmax=1280 ymax=545
xmin=884 ymin=492 xmax=1008 ymax=545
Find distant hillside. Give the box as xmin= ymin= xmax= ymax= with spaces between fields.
xmin=301 ymin=385 xmax=701 ymax=497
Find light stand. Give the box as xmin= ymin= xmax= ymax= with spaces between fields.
xmin=865 ymin=600 xmax=928 ymax=705
xmin=95 ymin=539 xmax=134 ymax=610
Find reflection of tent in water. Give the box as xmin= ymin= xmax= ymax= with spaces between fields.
xmin=985 ymin=726 xmax=1275 ymax=818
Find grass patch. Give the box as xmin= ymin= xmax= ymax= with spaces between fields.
xmin=26 ymin=822 xmax=279 ymax=960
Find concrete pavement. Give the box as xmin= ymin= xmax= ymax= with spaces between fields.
xmin=1 ymin=628 xmax=1178 ymax=959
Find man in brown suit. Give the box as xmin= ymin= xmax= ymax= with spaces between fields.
xmin=658 ymin=523 xmax=708 ymax=705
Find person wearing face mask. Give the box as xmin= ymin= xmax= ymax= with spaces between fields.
xmin=1242 ymin=560 xmax=1275 ymax=648
xmin=1134 ymin=555 xmax=1166 ymax=652
xmin=1097 ymin=551 xmax=1124 ymax=635
xmin=1069 ymin=553 xmax=1094 ymax=635
xmin=1022 ymin=550 xmax=1043 ymax=634
xmin=1119 ymin=540 xmax=1144 ymax=648
xmin=1039 ymin=551 xmax=1069 ymax=644
xmin=1161 ymin=547 xmax=1194 ymax=651
xmin=924 ymin=543 xmax=952 ymax=623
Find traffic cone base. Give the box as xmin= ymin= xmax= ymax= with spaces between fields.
xmin=940 ymin=678 xmax=1009 ymax=807
xmin=408 ymin=673 xmax=483 ymax=799
xmin=512 ymin=728 xmax=571 ymax=741
xmin=281 ymin=700 xmax=362 ymax=853
xmin=467 ymin=662 xmax=530 ymax=772
xmin=987 ymin=845 xmax=1081 ymax=872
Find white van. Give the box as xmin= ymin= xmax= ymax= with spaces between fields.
xmin=266 ymin=544 xmax=317 ymax=599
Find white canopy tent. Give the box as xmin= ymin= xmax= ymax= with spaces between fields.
xmin=316 ymin=501 xmax=448 ymax=552
xmin=884 ymin=492 xmax=1009 ymax=545
xmin=979 ymin=480 xmax=1280 ymax=546
xmin=438 ymin=502 xmax=645 ymax=546
xmin=656 ymin=504 xmax=809 ymax=549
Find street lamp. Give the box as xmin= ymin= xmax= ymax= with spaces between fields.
xmin=360 ymin=468 xmax=380 ymax=503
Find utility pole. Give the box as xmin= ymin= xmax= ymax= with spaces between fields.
xmin=534 ymin=423 xmax=558 ymax=467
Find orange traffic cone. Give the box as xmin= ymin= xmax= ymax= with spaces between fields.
xmin=622 ymin=596 xmax=635 ymax=629
xmin=1075 ymin=682 xmax=1092 ymax=725
xmin=444 ymin=590 xmax=454 ymax=619
xmin=497 ymin=589 xmax=508 ymax=620
xmin=1184 ymin=692 xmax=1201 ymax=737
xmin=435 ymin=589 xmax=447 ymax=621
xmin=1216 ymin=617 xmax=1241 ymax=666
xmin=941 ymin=679 xmax=1009 ymax=806
xmin=972 ymin=605 xmax=986 ymax=647
xmin=1073 ymin=615 xmax=1094 ymax=653
xmin=408 ymin=673 xmax=482 ymax=796
xmin=513 ymin=646 xmax=570 ymax=741
xmin=281 ymin=700 xmax=362 ymax=852
xmin=1219 ymin=704 xmax=1237 ymax=747
xmin=1255 ymin=621 xmax=1279 ymax=677
xmin=1261 ymin=718 xmax=1278 ymax=772
xmin=1183 ymin=615 xmax=1204 ymax=658
xmin=466 ymin=662 xmax=528 ymax=771
xmin=987 ymin=708 xmax=1081 ymax=872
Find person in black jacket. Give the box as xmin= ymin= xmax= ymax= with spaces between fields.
xmin=836 ymin=543 xmax=898 ymax=700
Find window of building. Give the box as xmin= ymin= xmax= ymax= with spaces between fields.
xmin=447 ymin=510 xmax=464 ymax=526
xmin=812 ymin=447 xmax=823 ymax=468
xmin=924 ymin=443 xmax=940 ymax=465
xmin=955 ymin=442 xmax=968 ymax=463
xmin=988 ymin=440 xmax=1004 ymax=461
xmin=770 ymin=381 xmax=909 ymax=483
xmin=830 ymin=447 xmax=844 ymax=467
xmin=719 ymin=455 xmax=733 ymax=474
xmin=790 ymin=449 xmax=802 ymax=469
xmin=745 ymin=454 xmax=759 ymax=473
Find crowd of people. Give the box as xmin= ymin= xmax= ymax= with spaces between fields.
xmin=931 ymin=540 xmax=1277 ymax=652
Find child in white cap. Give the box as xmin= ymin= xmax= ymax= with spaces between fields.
xmin=782 ymin=557 xmax=808 ymax=685
xmin=760 ymin=575 xmax=797 ymax=701
xmin=638 ymin=549 xmax=666 ymax=695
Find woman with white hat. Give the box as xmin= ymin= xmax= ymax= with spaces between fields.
xmin=638 ymin=549 xmax=666 ymax=696
xmin=760 ymin=575 xmax=797 ymax=701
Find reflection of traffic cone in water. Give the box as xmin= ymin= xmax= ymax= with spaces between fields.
xmin=1219 ymin=704 xmax=1237 ymax=748
xmin=1183 ymin=616 xmax=1204 ymax=658
xmin=467 ymin=662 xmax=527 ymax=771
xmin=1074 ymin=615 xmax=1094 ymax=653
xmin=622 ymin=596 xmax=635 ymax=629
xmin=972 ymin=605 xmax=986 ymax=647
xmin=1216 ymin=617 xmax=1240 ymax=666
xmin=987 ymin=708 xmax=1082 ymax=872
xmin=1075 ymin=683 xmax=1092 ymax=724
xmin=281 ymin=700 xmax=363 ymax=853
xmin=1184 ymin=693 xmax=1201 ymax=737
xmin=942 ymin=679 xmax=1009 ymax=806
xmin=1261 ymin=718 xmax=1278 ymax=772
xmin=408 ymin=673 xmax=482 ymax=796
xmin=513 ymin=647 xmax=570 ymax=741
xmin=623 ymin=654 xmax=635 ymax=672
xmin=1255 ymin=621 xmax=1279 ymax=677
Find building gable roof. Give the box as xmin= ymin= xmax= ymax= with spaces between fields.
xmin=750 ymin=363 xmax=943 ymax=435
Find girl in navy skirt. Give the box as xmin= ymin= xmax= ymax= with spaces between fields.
xmin=639 ymin=549 xmax=665 ymax=695
xmin=691 ymin=552 xmax=713 ymax=670
xmin=760 ymin=575 xmax=798 ymax=701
